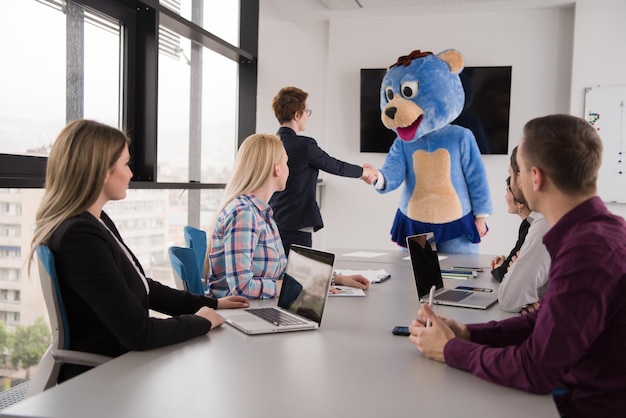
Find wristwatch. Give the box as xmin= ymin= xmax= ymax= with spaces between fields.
xmin=331 ymin=271 xmax=337 ymax=286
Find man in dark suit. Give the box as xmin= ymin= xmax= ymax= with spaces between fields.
xmin=269 ymin=87 xmax=376 ymax=254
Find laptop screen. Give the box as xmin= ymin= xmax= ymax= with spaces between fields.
xmin=406 ymin=233 xmax=444 ymax=298
xmin=277 ymin=245 xmax=335 ymax=324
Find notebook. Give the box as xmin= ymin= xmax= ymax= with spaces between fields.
xmin=217 ymin=245 xmax=335 ymax=334
xmin=406 ymin=233 xmax=498 ymax=310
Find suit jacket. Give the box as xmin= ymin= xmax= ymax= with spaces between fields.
xmin=48 ymin=211 xmax=217 ymax=381
xmin=269 ymin=127 xmax=363 ymax=232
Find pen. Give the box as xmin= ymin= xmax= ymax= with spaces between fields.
xmin=426 ymin=285 xmax=436 ymax=327
xmin=452 ymin=266 xmax=484 ymax=272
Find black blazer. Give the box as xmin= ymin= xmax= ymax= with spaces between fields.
xmin=48 ymin=211 xmax=217 ymax=381
xmin=491 ymin=218 xmax=531 ymax=282
xmin=269 ymin=127 xmax=363 ymax=232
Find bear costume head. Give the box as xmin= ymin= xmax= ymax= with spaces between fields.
xmin=379 ymin=49 xmax=465 ymax=143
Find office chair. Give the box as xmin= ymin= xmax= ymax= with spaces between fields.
xmin=168 ymin=246 xmax=205 ymax=295
xmin=26 ymin=245 xmax=112 ymax=398
xmin=183 ymin=225 xmax=207 ymax=278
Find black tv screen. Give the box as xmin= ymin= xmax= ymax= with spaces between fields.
xmin=360 ymin=66 xmax=512 ymax=154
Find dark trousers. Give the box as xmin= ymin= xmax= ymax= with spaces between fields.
xmin=280 ymin=230 xmax=312 ymax=255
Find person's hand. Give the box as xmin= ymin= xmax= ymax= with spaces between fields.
xmin=490 ymin=255 xmax=505 ymax=270
xmin=360 ymin=164 xmax=378 ymax=185
xmin=520 ymin=300 xmax=541 ymax=315
xmin=475 ymin=216 xmax=488 ymax=237
xmin=195 ymin=306 xmax=225 ymax=329
xmin=334 ymin=274 xmax=370 ymax=290
xmin=216 ymin=295 xmax=249 ymax=309
xmin=328 ymin=286 xmax=341 ymax=294
xmin=508 ymin=250 xmax=520 ymax=267
xmin=408 ymin=304 xmax=456 ymax=362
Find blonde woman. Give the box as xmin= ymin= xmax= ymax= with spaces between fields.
xmin=29 ymin=119 xmax=248 ymax=383
xmin=205 ymin=134 xmax=290 ymax=299
xmin=206 ymin=134 xmax=370 ymax=299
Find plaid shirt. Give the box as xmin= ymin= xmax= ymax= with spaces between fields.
xmin=206 ymin=194 xmax=287 ymax=299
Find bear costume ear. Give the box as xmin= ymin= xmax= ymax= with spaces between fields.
xmin=437 ymin=49 xmax=464 ymax=74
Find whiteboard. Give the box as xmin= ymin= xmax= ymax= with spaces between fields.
xmin=584 ymin=86 xmax=626 ymax=203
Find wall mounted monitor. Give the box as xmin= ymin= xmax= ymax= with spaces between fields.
xmin=360 ymin=66 xmax=512 ymax=154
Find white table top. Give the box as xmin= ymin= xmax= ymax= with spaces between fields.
xmin=3 ymin=250 xmax=558 ymax=418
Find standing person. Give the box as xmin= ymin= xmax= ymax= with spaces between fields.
xmin=495 ymin=146 xmax=550 ymax=313
xmin=408 ymin=114 xmax=626 ymax=418
xmin=28 ymin=119 xmax=249 ymax=383
xmin=489 ymin=175 xmax=531 ymax=281
xmin=205 ymin=133 xmax=370 ymax=299
xmin=269 ymin=86 xmax=376 ymax=254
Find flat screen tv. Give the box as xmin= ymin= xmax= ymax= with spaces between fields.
xmin=360 ymin=66 xmax=512 ymax=154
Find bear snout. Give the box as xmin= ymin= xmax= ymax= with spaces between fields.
xmin=385 ymin=107 xmax=397 ymax=119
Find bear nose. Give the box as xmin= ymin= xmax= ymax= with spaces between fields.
xmin=385 ymin=107 xmax=397 ymax=119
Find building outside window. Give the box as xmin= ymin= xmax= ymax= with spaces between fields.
xmin=0 ymin=0 xmax=257 ymax=390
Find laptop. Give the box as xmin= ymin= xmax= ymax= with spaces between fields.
xmin=217 ymin=245 xmax=335 ymax=334
xmin=406 ymin=233 xmax=498 ymax=310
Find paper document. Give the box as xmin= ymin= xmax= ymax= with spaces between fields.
xmin=328 ymin=286 xmax=366 ymax=297
xmin=403 ymin=255 xmax=448 ymax=261
xmin=334 ymin=269 xmax=390 ymax=283
xmin=341 ymin=251 xmax=387 ymax=258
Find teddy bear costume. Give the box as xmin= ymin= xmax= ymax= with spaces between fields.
xmin=374 ymin=49 xmax=493 ymax=253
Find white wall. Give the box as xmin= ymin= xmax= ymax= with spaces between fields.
xmin=569 ymin=0 xmax=626 ymax=223
xmin=258 ymin=0 xmax=625 ymax=254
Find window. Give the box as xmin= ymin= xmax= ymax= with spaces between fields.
xmin=0 ymin=0 xmax=258 ymax=389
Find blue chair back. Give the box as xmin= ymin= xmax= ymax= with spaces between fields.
xmin=183 ymin=225 xmax=207 ymax=277
xmin=36 ymin=245 xmax=70 ymax=350
xmin=168 ymin=246 xmax=205 ymax=295
xmin=29 ymin=246 xmax=113 ymax=397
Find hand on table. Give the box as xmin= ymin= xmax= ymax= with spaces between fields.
xmin=408 ymin=304 xmax=468 ymax=362
xmin=334 ymin=274 xmax=370 ymax=290
xmin=195 ymin=306 xmax=225 ymax=329
xmin=216 ymin=295 xmax=250 ymax=309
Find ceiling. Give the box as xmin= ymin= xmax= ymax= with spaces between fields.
xmin=263 ymin=0 xmax=578 ymax=21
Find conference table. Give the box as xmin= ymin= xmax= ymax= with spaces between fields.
xmin=2 ymin=249 xmax=559 ymax=418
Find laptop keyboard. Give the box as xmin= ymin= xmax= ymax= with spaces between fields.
xmin=246 ymin=307 xmax=308 ymax=326
xmin=437 ymin=289 xmax=472 ymax=302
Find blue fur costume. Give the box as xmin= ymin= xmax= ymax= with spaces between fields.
xmin=375 ymin=49 xmax=493 ymax=253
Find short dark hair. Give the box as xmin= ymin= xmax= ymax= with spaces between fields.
xmin=521 ymin=114 xmax=602 ymax=195
xmin=272 ymin=87 xmax=308 ymax=124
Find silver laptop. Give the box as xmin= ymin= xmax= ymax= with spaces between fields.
xmin=218 ymin=245 xmax=335 ymax=334
xmin=406 ymin=233 xmax=498 ymax=310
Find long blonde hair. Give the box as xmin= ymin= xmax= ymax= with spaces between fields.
xmin=204 ymin=133 xmax=284 ymax=276
xmin=28 ymin=119 xmax=130 ymax=272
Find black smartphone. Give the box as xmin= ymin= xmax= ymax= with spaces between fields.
xmin=392 ymin=326 xmax=410 ymax=336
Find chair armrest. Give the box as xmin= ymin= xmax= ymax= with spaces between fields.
xmin=51 ymin=349 xmax=113 ymax=368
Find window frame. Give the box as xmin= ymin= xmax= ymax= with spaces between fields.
xmin=0 ymin=0 xmax=259 ymax=191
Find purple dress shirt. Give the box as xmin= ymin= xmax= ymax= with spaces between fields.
xmin=444 ymin=197 xmax=626 ymax=418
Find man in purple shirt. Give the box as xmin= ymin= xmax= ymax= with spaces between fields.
xmin=408 ymin=114 xmax=626 ymax=418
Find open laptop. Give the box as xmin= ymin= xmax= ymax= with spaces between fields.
xmin=406 ymin=233 xmax=498 ymax=310
xmin=217 ymin=245 xmax=335 ymax=334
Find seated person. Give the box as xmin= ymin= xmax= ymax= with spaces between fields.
xmin=497 ymin=146 xmax=550 ymax=313
xmin=408 ymin=114 xmax=626 ymax=418
xmin=490 ymin=176 xmax=531 ymax=282
xmin=205 ymin=133 xmax=369 ymax=299
xmin=28 ymin=119 xmax=249 ymax=383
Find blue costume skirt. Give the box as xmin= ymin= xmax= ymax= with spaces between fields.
xmin=390 ymin=209 xmax=481 ymax=248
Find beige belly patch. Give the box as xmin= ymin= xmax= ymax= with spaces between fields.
xmin=407 ymin=149 xmax=463 ymax=223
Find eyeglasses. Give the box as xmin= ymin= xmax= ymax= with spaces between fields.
xmin=302 ymin=108 xmax=312 ymax=117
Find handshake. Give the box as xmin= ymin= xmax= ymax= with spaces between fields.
xmin=360 ymin=163 xmax=379 ymax=185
